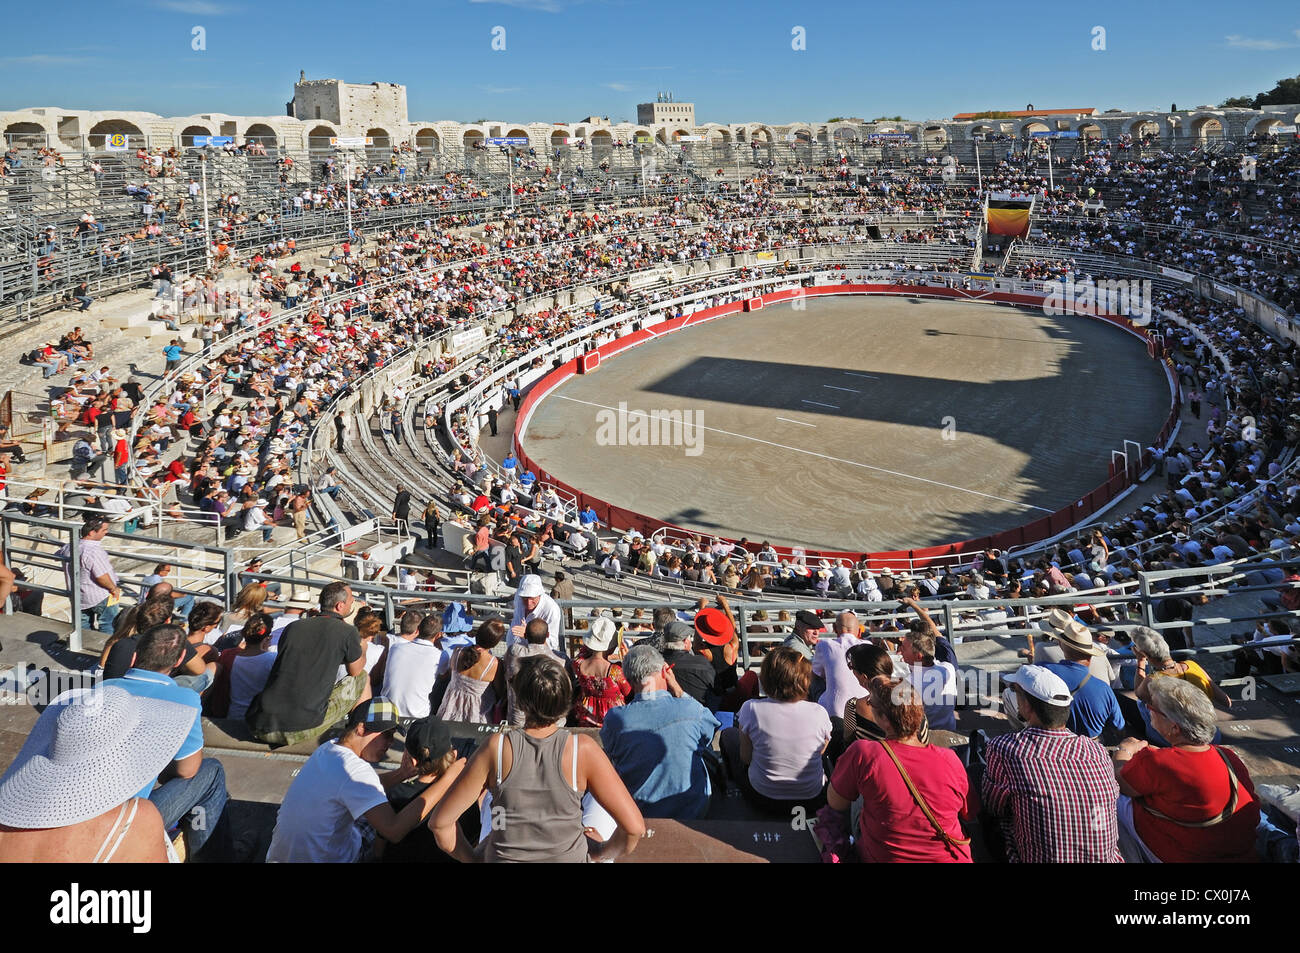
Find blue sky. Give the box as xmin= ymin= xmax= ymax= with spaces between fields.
xmin=2 ymin=0 xmax=1299 ymax=123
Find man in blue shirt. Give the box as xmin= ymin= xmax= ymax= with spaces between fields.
xmin=116 ymin=624 xmax=229 ymax=857
xmin=601 ymin=644 xmax=720 ymax=819
xmin=1041 ymin=623 xmax=1125 ymax=741
xmin=162 ymin=338 xmax=184 ymax=373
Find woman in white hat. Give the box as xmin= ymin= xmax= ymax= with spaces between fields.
xmin=0 ymin=686 xmax=197 ymax=862
xmin=569 ymin=618 xmax=630 ymax=727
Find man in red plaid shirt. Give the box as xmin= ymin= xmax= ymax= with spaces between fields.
xmin=982 ymin=666 xmax=1123 ymax=863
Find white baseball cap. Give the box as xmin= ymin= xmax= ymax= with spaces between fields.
xmin=1003 ymin=665 xmax=1072 ymax=707
xmin=517 ymin=574 xmax=545 ymax=598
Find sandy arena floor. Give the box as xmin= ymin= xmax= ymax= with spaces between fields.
xmin=521 ymin=295 xmax=1172 ymax=552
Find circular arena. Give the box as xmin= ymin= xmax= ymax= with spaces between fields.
xmin=520 ymin=294 xmax=1172 ymax=552
xmin=1 ymin=52 xmax=1299 ymax=880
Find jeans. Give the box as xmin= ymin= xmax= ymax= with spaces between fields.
xmin=173 ymin=593 xmax=196 ymax=617
xmin=173 ymin=667 xmax=213 ymax=695
xmin=76 ymin=295 xmax=92 ymax=311
xmin=149 ymin=757 xmax=228 ymax=856
xmin=81 ymin=597 xmax=121 ymax=634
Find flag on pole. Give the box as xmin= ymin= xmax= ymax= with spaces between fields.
xmin=986 ymin=192 xmax=1033 ymax=237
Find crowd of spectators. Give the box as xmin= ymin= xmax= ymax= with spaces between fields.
xmin=3 ymin=134 xmax=1300 ymax=865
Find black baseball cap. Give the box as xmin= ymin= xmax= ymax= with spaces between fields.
xmin=405 ymin=718 xmax=452 ymax=761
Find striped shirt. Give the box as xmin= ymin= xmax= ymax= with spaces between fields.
xmin=982 ymin=726 xmax=1123 ymax=863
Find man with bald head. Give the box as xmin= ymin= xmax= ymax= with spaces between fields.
xmin=813 ymin=610 xmax=864 ymax=725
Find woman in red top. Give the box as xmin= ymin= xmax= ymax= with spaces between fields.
xmin=828 ymin=675 xmax=975 ymax=863
xmin=569 ymin=618 xmax=630 ymax=727
xmin=1115 ymin=676 xmax=1259 ymax=863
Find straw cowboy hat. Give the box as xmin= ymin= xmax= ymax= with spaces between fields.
xmin=1038 ymin=607 xmax=1105 ymax=656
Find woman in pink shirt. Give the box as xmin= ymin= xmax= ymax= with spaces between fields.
xmin=828 ymin=675 xmax=976 ymax=863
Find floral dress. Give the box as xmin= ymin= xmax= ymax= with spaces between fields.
xmin=570 ymin=656 xmax=632 ymax=727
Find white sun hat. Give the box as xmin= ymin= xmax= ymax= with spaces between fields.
xmin=0 ymin=686 xmax=196 ymax=829
xmin=516 ymin=574 xmax=545 ymax=598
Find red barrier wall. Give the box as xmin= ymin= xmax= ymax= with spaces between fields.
xmin=510 ymin=285 xmax=1179 ymax=568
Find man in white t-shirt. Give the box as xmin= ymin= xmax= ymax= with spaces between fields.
xmin=813 ymin=611 xmax=863 ymax=721
xmin=381 ymin=612 xmax=443 ymax=720
xmin=509 ymin=574 xmax=565 ymax=656
xmin=900 ymin=630 xmax=958 ymax=733
xmin=265 ymin=697 xmax=461 ymax=863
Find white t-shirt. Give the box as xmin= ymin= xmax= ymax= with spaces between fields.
xmin=737 ymin=698 xmax=831 ymax=800
xmin=381 ymin=638 xmax=443 ymax=720
xmin=336 ymin=640 xmax=384 ymax=683
xmin=265 ymin=742 xmax=388 ymax=863
xmin=911 ymin=661 xmax=958 ymax=733
xmin=228 ymin=652 xmax=278 ymax=720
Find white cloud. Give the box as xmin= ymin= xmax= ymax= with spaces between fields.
xmin=154 ymin=0 xmax=239 ymax=13
xmin=604 ymin=82 xmax=632 ymax=92
xmin=469 ymin=0 xmax=566 ymax=12
xmin=480 ymin=84 xmax=522 ymax=94
xmin=1225 ymin=33 xmax=1296 ymax=50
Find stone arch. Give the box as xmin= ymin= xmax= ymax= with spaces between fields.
xmin=242 ymin=122 xmax=278 ymax=146
xmin=969 ymin=123 xmax=996 ymax=139
xmin=1248 ymin=116 xmax=1285 ymax=137
xmin=87 ymin=118 xmax=144 ymax=149
xmin=506 ymin=127 xmax=530 ymax=142
xmin=550 ymin=129 xmax=570 ymax=148
xmin=924 ymin=125 xmax=948 ymax=143
xmin=414 ymin=127 xmax=441 ymax=152
xmin=179 ymin=124 xmax=213 ymax=146
xmin=748 ymin=126 xmax=772 ymax=142
xmin=1190 ymin=115 xmax=1224 ymax=140
xmin=1128 ymin=118 xmax=1160 ymax=138
xmin=1020 ymin=120 xmax=1050 ymax=137
xmin=4 ymin=120 xmax=49 ymax=147
xmin=366 ymin=127 xmax=392 ymax=150
xmin=306 ymin=124 xmax=337 ymax=151
xmin=591 ymin=129 xmax=613 ymax=146
xmin=462 ymin=128 xmax=485 ymax=150
xmin=1077 ymin=122 xmax=1104 ymax=139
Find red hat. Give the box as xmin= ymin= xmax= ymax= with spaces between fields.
xmin=694 ymin=608 xmax=734 ymax=647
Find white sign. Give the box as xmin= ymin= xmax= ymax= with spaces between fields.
xmin=451 ymin=326 xmax=487 ymax=356
xmin=1270 ymin=125 xmax=1297 ymax=134
xmin=104 ymin=133 xmax=129 ymax=151
xmin=678 ymin=135 xmax=704 ymax=142
xmin=330 ymin=136 xmax=374 ymax=148
xmin=1159 ymin=265 xmax=1194 ymax=284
